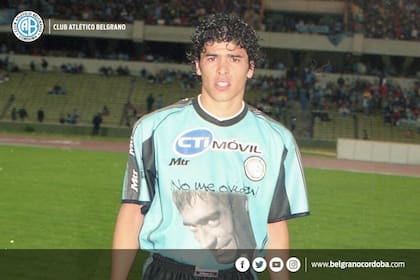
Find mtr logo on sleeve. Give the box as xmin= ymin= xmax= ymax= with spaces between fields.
xmin=174 ymin=128 xmax=213 ymax=156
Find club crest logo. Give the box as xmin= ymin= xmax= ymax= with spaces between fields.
xmin=244 ymin=156 xmax=266 ymax=181
xmin=12 ymin=11 xmax=44 ymax=42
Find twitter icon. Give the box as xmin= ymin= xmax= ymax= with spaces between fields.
xmin=252 ymin=257 xmax=267 ymax=272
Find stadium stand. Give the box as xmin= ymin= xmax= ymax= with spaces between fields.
xmin=0 ymin=0 xmax=418 ymax=143
xmin=313 ymin=112 xmax=419 ymax=143
xmin=0 ymin=71 xmax=199 ymax=125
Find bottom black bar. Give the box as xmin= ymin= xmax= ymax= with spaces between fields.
xmin=0 ymin=249 xmax=418 ymax=280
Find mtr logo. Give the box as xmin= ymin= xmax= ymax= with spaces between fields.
xmin=174 ymin=128 xmax=213 ymax=156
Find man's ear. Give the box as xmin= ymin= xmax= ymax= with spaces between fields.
xmin=247 ymin=61 xmax=255 ymax=79
xmin=194 ymin=60 xmax=201 ymax=76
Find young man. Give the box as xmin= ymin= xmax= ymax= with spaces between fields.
xmin=112 ymin=13 xmax=309 ymax=280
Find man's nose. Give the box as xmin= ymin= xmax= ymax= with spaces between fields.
xmin=196 ymin=228 xmax=217 ymax=249
xmin=217 ymin=59 xmax=228 ymax=75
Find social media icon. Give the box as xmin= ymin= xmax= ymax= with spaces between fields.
xmin=269 ymin=257 xmax=284 ymax=272
xmin=252 ymin=257 xmax=267 ymax=272
xmin=286 ymin=257 xmax=301 ymax=272
xmin=235 ymin=257 xmax=250 ymax=272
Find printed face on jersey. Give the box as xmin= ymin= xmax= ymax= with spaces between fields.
xmin=173 ymin=192 xmax=255 ymax=263
xmin=195 ymin=41 xmax=254 ymax=105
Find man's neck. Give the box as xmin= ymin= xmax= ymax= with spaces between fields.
xmin=197 ymin=94 xmax=245 ymax=121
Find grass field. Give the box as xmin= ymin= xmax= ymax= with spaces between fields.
xmin=0 ymin=145 xmax=125 ymax=249
xmin=1 ymin=144 xmax=419 ymax=279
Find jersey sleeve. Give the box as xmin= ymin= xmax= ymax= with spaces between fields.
xmin=268 ymin=132 xmax=309 ymax=223
xmin=121 ymin=122 xmax=153 ymax=207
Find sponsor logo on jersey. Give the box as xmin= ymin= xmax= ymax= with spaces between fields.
xmin=128 ymin=136 xmax=135 ymax=156
xmin=174 ymin=128 xmax=213 ymax=156
xmin=169 ymin=157 xmax=190 ymax=166
xmin=174 ymin=128 xmax=262 ymax=157
xmin=130 ymin=169 xmax=139 ymax=192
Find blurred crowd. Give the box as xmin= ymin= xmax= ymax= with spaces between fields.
xmin=248 ymin=68 xmax=420 ymax=127
xmin=12 ymin=0 xmax=263 ymax=29
xmin=134 ymin=64 xmax=420 ymax=130
xmin=9 ymin=0 xmax=418 ymax=41
xmin=349 ymin=0 xmax=419 ymax=41
xmin=3 ymin=0 xmax=419 ymax=131
xmin=13 ymin=0 xmax=141 ymax=23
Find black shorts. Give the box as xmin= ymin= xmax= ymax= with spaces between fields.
xmin=142 ymin=254 xmax=255 ymax=280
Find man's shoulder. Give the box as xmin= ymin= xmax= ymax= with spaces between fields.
xmin=246 ymin=104 xmax=296 ymax=143
xmin=133 ymin=97 xmax=194 ymax=129
xmin=247 ymin=104 xmax=286 ymax=129
xmin=153 ymin=97 xmax=193 ymax=114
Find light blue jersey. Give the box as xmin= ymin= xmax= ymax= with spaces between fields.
xmin=121 ymin=97 xmax=309 ymax=268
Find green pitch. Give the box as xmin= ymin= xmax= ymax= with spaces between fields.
xmin=1 ymin=145 xmax=419 ymax=250
xmin=0 ymin=145 xmax=419 ymax=279
xmin=0 ymin=145 xmax=125 ymax=249
xmin=290 ymin=168 xmax=420 ymax=249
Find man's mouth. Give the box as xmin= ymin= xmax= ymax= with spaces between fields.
xmin=216 ymin=81 xmax=230 ymax=89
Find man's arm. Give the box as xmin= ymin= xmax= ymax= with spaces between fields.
xmin=266 ymin=220 xmax=289 ymax=280
xmin=111 ymin=203 xmax=144 ymax=280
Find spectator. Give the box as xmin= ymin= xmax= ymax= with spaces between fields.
xmin=30 ymin=61 xmax=36 ymax=71
xmin=92 ymin=113 xmax=103 ymax=135
xmin=61 ymin=63 xmax=84 ymax=73
xmin=41 ymin=58 xmax=48 ymax=72
xmin=37 ymin=108 xmax=45 ymax=122
xmin=290 ymin=116 xmax=297 ymax=133
xmin=155 ymin=94 xmax=164 ymax=109
xmin=48 ymin=84 xmax=66 ymax=95
xmin=59 ymin=113 xmax=65 ymax=124
xmin=65 ymin=109 xmax=80 ymax=124
xmin=18 ymin=107 xmax=28 ymax=121
xmin=146 ymin=93 xmax=154 ymax=112
xmin=99 ymin=66 xmax=114 ymax=76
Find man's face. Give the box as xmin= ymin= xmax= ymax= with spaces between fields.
xmin=180 ymin=195 xmax=238 ymax=263
xmin=195 ymin=41 xmax=254 ymax=106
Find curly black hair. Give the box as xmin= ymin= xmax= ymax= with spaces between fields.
xmin=186 ymin=13 xmax=264 ymax=67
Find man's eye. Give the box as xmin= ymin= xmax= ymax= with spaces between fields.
xmin=207 ymin=57 xmax=216 ymax=62
xmin=207 ymin=219 xmax=220 ymax=227
xmin=187 ymin=225 xmax=198 ymax=232
xmin=232 ymin=57 xmax=240 ymax=62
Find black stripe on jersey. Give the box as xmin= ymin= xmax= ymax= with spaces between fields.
xmin=268 ymin=146 xmax=291 ymax=222
xmin=123 ymin=136 xmax=141 ymax=201
xmin=192 ymin=97 xmax=248 ymax=126
xmin=141 ymin=134 xmax=156 ymax=215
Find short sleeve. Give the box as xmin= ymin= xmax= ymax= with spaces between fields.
xmin=268 ymin=134 xmax=309 ymax=222
xmin=121 ymin=124 xmax=153 ymax=204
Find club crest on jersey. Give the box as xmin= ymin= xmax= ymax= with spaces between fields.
xmin=174 ymin=128 xmax=213 ymax=156
xmin=244 ymin=156 xmax=266 ymax=181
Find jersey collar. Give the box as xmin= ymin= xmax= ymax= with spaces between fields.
xmin=192 ymin=96 xmax=248 ymax=126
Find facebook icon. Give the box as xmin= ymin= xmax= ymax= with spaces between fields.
xmin=235 ymin=257 xmax=250 ymax=272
